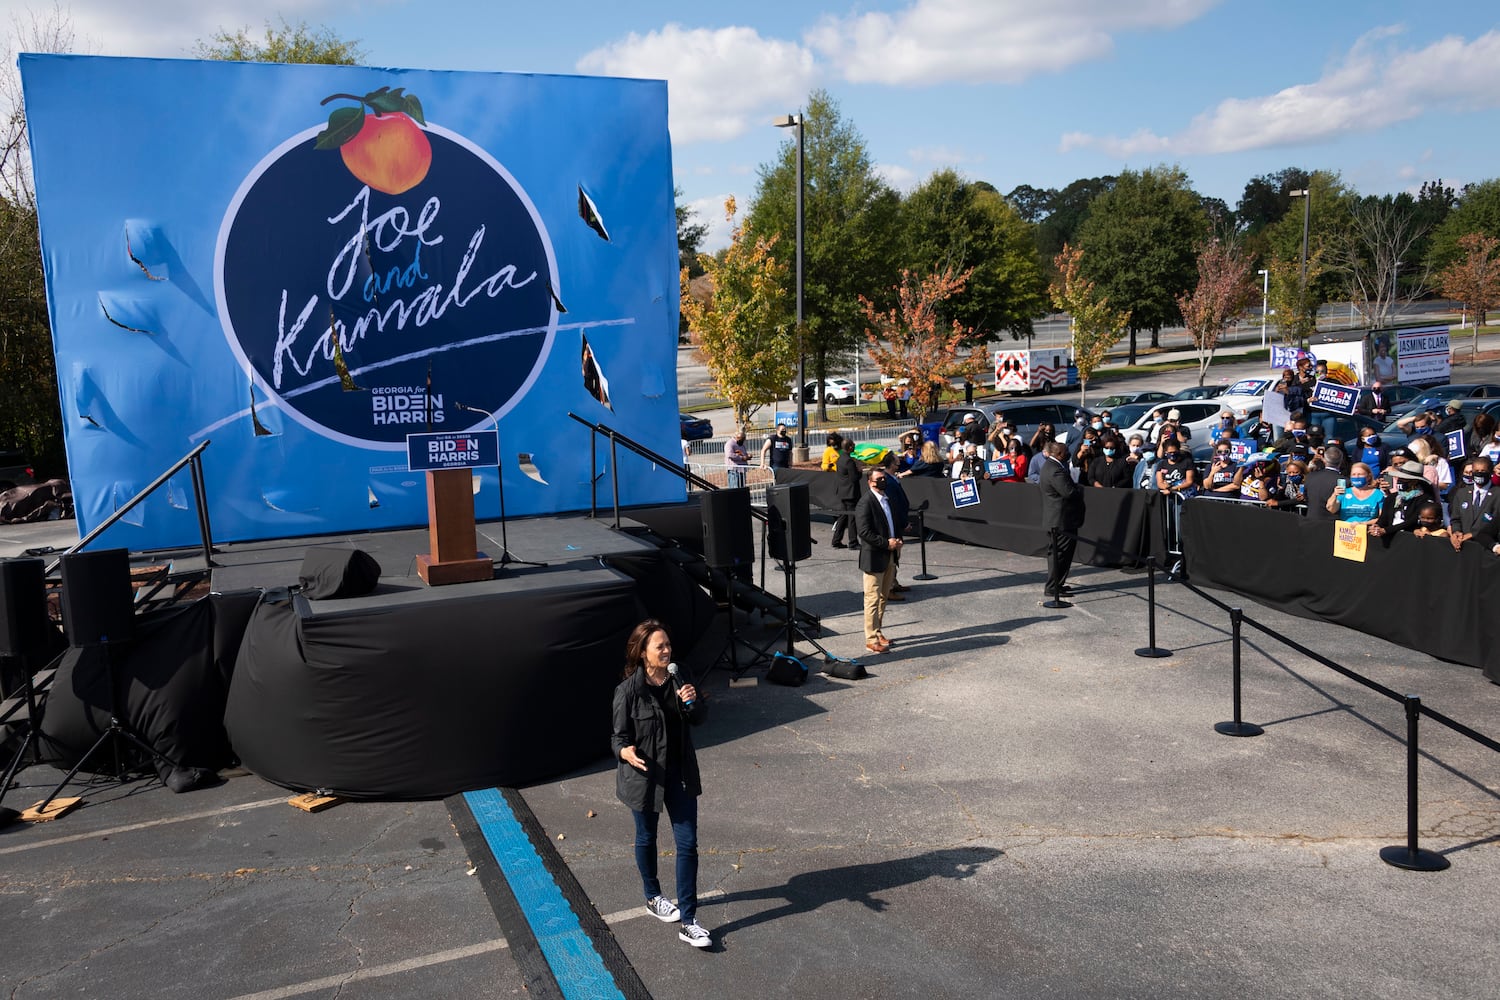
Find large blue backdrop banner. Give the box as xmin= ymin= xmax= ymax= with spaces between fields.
xmin=20 ymin=55 xmax=683 ymax=550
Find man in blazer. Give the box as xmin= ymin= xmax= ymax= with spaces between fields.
xmin=1449 ymin=456 xmax=1500 ymax=552
xmin=1038 ymin=441 xmax=1085 ymax=599
xmin=855 ymin=469 xmax=902 ymax=654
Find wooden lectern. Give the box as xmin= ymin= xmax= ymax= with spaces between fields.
xmin=416 ymin=468 xmax=494 ymax=586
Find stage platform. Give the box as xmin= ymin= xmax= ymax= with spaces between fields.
xmin=36 ymin=510 xmax=718 ymax=800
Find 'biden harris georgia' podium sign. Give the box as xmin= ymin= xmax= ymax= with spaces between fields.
xmin=20 ymin=55 xmax=683 ymax=551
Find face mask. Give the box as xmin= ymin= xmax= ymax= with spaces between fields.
xmin=1103 ymin=448 xmax=1116 ymax=457
xmin=1416 ymin=426 xmax=1432 ymax=436
xmin=1165 ymin=452 xmax=1181 ymax=462
xmin=1131 ymin=445 xmax=1142 ymax=454
xmin=1366 ymin=436 xmax=1380 ymax=446
xmin=1091 ymin=421 xmax=1103 ymax=430
xmin=1418 ymin=521 xmax=1441 ymax=529
xmin=1292 ymin=429 xmax=1306 ymax=438
xmin=1463 ymin=474 xmax=1476 ymax=485
xmin=1350 ymin=476 xmax=1370 ymax=488
xmin=1288 ymin=474 xmax=1303 ymax=483
xmin=1103 ymin=417 xmax=1113 ymax=425
xmin=1215 ymin=452 xmax=1231 ymax=461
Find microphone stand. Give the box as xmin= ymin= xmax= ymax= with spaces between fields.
xmin=454 ymin=403 xmax=547 ymax=570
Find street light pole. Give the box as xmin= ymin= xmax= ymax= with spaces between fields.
xmin=774 ymin=113 xmax=807 ymax=462
xmin=1258 ymin=268 xmax=1268 ymax=348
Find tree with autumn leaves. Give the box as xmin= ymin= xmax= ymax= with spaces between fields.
xmin=1437 ymin=232 xmax=1500 ymax=362
xmin=1049 ymin=245 xmax=1128 ymax=405
xmin=1178 ymin=238 xmax=1255 ymax=386
xmin=679 ymin=198 xmax=796 ymax=426
xmin=862 ymin=268 xmax=986 ymax=423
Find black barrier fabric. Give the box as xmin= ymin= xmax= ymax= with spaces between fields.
xmin=1181 ymin=498 xmax=1500 ymax=678
xmin=603 ymin=549 xmax=717 ymax=654
xmin=775 ymin=468 xmax=1158 ymax=568
xmin=39 ymin=593 xmax=260 ymax=782
xmin=224 ymin=573 xmax=641 ymax=798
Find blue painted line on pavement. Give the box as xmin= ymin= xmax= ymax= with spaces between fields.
xmin=463 ymin=787 xmax=626 ymax=1000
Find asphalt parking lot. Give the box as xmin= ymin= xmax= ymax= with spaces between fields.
xmin=3 ymin=525 xmax=1498 ymax=999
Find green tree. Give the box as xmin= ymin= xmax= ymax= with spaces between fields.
xmin=1427 ymin=179 xmax=1500 ymax=273
xmin=194 ymin=17 xmax=366 ymax=64
xmin=676 ymin=186 xmax=708 ymax=279
xmin=1266 ymin=251 xmax=1327 ymax=347
xmin=1031 ymin=175 xmax=1115 ymax=266
xmin=680 ymin=199 xmax=795 ymax=426
xmin=1261 ymin=170 xmax=1356 ymax=327
xmin=900 ymin=169 xmax=1048 ymax=343
xmin=747 ymin=90 xmax=900 ymax=421
xmin=1075 ymin=165 xmax=1207 ymax=364
xmin=1049 ymin=245 xmax=1128 ymax=405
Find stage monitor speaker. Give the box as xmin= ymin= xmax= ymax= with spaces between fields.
xmin=700 ymin=488 xmax=753 ymax=571
xmin=60 ymin=548 xmax=134 ymax=647
xmin=299 ymin=547 xmax=383 ymax=600
xmin=0 ymin=557 xmax=49 ymax=660
xmin=767 ymin=483 xmax=813 ymax=563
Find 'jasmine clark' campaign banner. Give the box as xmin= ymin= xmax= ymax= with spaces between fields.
xmin=21 ymin=55 xmax=682 ymax=549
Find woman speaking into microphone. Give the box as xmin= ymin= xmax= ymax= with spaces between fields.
xmin=611 ymin=619 xmax=712 ymax=947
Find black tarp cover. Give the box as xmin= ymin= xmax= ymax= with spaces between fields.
xmin=39 ymin=593 xmax=258 ymax=780
xmin=1181 ymin=497 xmax=1500 ymax=678
xmin=775 ymin=468 xmax=1161 ymax=568
xmin=224 ymin=570 xmax=642 ymax=798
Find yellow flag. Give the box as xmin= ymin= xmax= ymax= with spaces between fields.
xmin=1333 ymin=520 xmax=1368 ymax=562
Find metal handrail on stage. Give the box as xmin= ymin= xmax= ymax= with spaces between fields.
xmin=567 ymin=413 xmax=769 ymax=530
xmin=1157 ymin=562 xmax=1500 ymax=873
xmin=46 ymin=441 xmax=215 ymax=575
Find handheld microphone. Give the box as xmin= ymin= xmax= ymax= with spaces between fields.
xmin=667 ymin=662 xmax=693 ymax=709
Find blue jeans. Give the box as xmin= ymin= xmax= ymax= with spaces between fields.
xmin=632 ymin=774 xmax=699 ymax=924
xmin=726 ymin=466 xmax=746 ymax=490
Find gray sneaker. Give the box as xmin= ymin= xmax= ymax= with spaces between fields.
xmin=645 ymin=895 xmax=680 ymax=923
xmin=678 ymin=920 xmax=711 ymax=948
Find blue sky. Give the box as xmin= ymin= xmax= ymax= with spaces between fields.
xmin=8 ymin=0 xmax=1499 ymax=249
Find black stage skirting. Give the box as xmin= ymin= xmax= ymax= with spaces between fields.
xmin=1181 ymin=498 xmax=1500 ymax=680
xmin=35 ymin=517 xmax=718 ymax=799
xmin=776 ymin=468 xmax=1163 ymax=568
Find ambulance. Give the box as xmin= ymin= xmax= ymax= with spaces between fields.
xmin=994 ymin=349 xmax=1077 ymax=394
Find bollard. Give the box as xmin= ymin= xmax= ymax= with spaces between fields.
xmin=1135 ymin=558 xmax=1171 ymax=658
xmin=1379 ymin=695 xmax=1451 ymax=872
xmin=1214 ymin=607 xmax=1263 ymax=737
xmin=913 ymin=509 xmax=937 ymax=581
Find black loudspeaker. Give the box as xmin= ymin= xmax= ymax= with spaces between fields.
xmin=60 ymin=548 xmax=134 ymax=647
xmin=298 ymin=547 xmax=383 ymax=600
xmin=767 ymin=483 xmax=813 ymax=563
xmin=700 ymin=488 xmax=753 ymax=570
xmin=0 ymin=557 xmax=49 ymax=660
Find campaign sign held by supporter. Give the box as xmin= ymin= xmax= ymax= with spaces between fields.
xmin=1229 ymin=439 xmax=1255 ymax=463
xmin=1447 ymin=429 xmax=1466 ymax=463
xmin=951 ymin=477 xmax=981 ymax=509
xmin=20 ymin=55 xmax=681 ymax=550
xmin=986 ymin=458 xmax=1013 ymax=479
xmin=1333 ymin=521 xmax=1368 ymax=562
xmin=1311 ymin=380 xmax=1359 ymax=415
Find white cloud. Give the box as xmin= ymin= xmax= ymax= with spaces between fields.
xmin=6 ymin=0 xmax=343 ymax=60
xmin=874 ymin=163 xmax=917 ymax=192
xmin=686 ymin=193 xmax=739 ymax=253
xmin=1063 ymin=27 xmax=1500 ymax=158
xmin=577 ymin=24 xmax=816 ymax=144
xmin=806 ymin=0 xmax=1216 ymax=86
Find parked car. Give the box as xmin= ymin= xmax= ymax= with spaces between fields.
xmin=791 ymin=377 xmax=858 ymax=403
xmin=679 ymin=413 xmax=714 ymax=441
xmin=1095 ymin=390 xmax=1173 ymax=408
xmin=1349 ymin=399 xmax=1498 ymax=457
xmin=1099 ymin=401 xmax=1156 ymax=431
xmin=925 ymin=400 xmax=1093 ymax=446
xmin=1171 ymin=385 xmax=1223 ymax=401
xmin=0 ymin=449 xmax=34 ymax=492
xmin=1389 ymin=383 xmax=1500 ymax=419
xmin=1123 ymin=400 xmax=1240 ymax=440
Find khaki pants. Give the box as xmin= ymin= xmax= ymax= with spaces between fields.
xmin=862 ymin=561 xmax=895 ymax=642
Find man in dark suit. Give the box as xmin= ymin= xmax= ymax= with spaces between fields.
xmin=1449 ymin=456 xmax=1500 ymax=551
xmin=830 ymin=439 xmax=860 ymax=548
xmin=855 ymin=469 xmax=902 ymax=654
xmin=1038 ymin=441 xmax=1084 ymax=600
xmin=876 ymin=453 xmax=912 ymax=600
xmin=1304 ymin=445 xmax=1347 ymax=521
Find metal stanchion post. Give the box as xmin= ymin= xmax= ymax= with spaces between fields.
xmin=1380 ymin=695 xmax=1451 ymax=872
xmin=1135 ymin=558 xmax=1171 ymax=658
xmin=1215 ymin=607 xmax=1264 ymax=737
xmin=913 ymin=509 xmax=936 ymax=581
